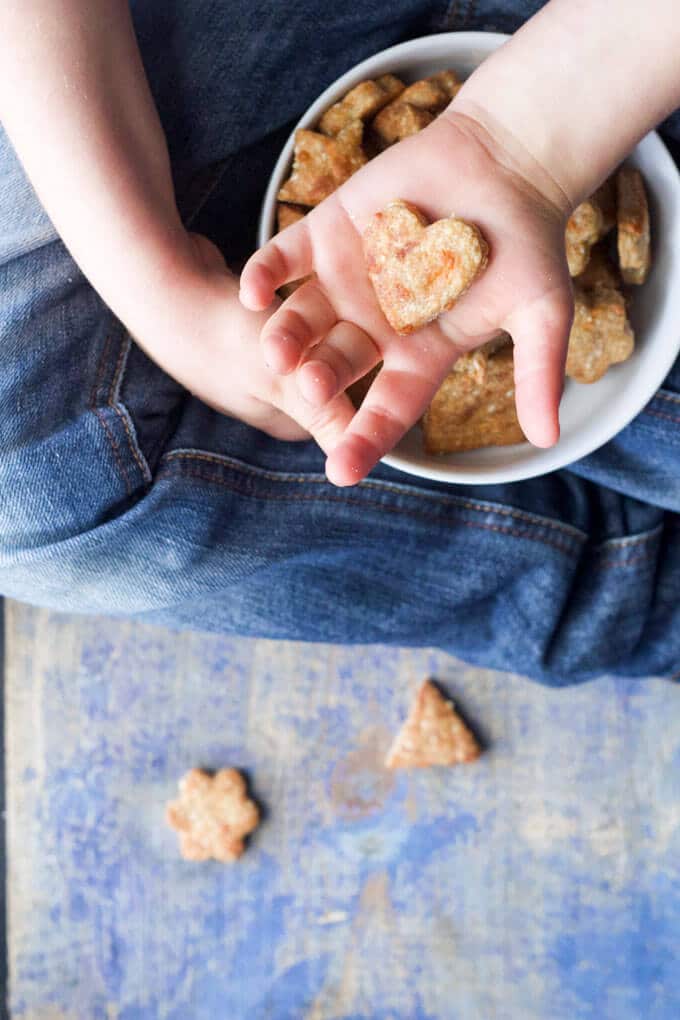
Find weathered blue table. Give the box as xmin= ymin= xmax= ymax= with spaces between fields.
xmin=5 ymin=600 xmax=680 ymax=1019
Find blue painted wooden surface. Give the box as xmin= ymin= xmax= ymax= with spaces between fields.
xmin=0 ymin=602 xmax=6 ymax=1020
xmin=5 ymin=600 xmax=680 ymax=1019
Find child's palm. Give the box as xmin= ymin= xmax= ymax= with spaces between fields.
xmin=240 ymin=113 xmax=574 ymax=485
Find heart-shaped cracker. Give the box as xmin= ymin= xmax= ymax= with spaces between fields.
xmin=363 ymin=200 xmax=489 ymax=334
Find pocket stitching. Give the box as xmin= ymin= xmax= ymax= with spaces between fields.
xmin=157 ymin=460 xmax=582 ymax=557
xmin=160 ymin=447 xmax=587 ymax=541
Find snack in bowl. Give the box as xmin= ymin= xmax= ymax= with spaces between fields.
xmin=565 ymin=179 xmax=616 ymax=276
xmin=371 ymin=71 xmax=460 ymax=147
xmin=277 ymin=120 xmax=367 ymax=206
xmin=617 ymin=166 xmax=651 ymax=284
xmin=319 ymin=74 xmax=404 ymax=136
xmin=371 ymin=101 xmax=435 ymax=147
xmin=362 ymin=199 xmax=489 ymax=334
xmin=565 ymin=283 xmax=634 ymax=384
xmin=422 ymin=340 xmax=524 ymax=454
xmin=565 ymin=195 xmax=606 ymax=277
xmin=427 ymin=69 xmax=463 ymax=100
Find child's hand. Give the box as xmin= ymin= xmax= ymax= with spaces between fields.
xmin=243 ymin=0 xmax=680 ymax=488
xmin=0 ymin=1 xmax=369 ymax=455
xmin=240 ymin=111 xmax=574 ymax=486
xmin=141 ymin=231 xmax=368 ymax=450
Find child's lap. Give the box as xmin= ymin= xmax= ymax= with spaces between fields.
xmin=0 ymin=161 xmax=678 ymax=687
xmin=1 ymin=0 xmax=680 ymax=683
xmin=130 ymin=0 xmax=454 ymax=195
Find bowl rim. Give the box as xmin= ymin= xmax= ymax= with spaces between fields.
xmin=259 ymin=31 xmax=680 ymax=485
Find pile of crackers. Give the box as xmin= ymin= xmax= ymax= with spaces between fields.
xmin=275 ymin=69 xmax=651 ymax=456
xmin=278 ymin=70 xmax=461 ymax=214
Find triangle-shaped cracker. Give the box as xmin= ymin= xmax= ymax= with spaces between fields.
xmin=385 ymin=680 xmax=480 ymax=768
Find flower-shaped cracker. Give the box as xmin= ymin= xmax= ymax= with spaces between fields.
xmin=166 ymin=767 xmax=260 ymax=862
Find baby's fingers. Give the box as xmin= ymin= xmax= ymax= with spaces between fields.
xmin=239 ymin=220 xmax=314 ymax=311
xmin=324 ymin=337 xmax=455 ymax=486
xmin=297 ymin=321 xmax=381 ymax=407
xmin=273 ymin=320 xmax=380 ymax=454
xmin=260 ymin=279 xmax=337 ymax=374
xmin=279 ymin=387 xmax=356 ymax=457
xmin=507 ymin=290 xmax=573 ymax=447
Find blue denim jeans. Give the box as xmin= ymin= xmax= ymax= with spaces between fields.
xmin=1 ymin=0 xmax=680 ymax=686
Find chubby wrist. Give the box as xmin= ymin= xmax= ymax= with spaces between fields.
xmin=449 ymin=0 xmax=680 ymax=211
xmin=437 ymin=103 xmax=573 ymax=221
xmin=107 ymin=229 xmax=242 ymax=357
xmin=78 ymin=212 xmax=202 ymax=329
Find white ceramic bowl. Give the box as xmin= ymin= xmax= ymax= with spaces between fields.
xmin=259 ymin=32 xmax=680 ymax=484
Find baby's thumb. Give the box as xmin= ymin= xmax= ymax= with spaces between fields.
xmin=506 ymin=287 xmax=573 ymax=448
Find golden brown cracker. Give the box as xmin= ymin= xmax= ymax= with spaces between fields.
xmin=371 ymin=101 xmax=435 ymax=148
xmin=617 ymin=167 xmax=651 ymax=285
xmin=565 ymin=284 xmax=634 ymax=383
xmin=397 ymin=77 xmax=449 ymax=111
xmin=369 ymin=71 xmax=461 ymax=148
xmin=385 ymin=679 xmax=481 ymax=768
xmin=166 ymin=768 xmax=260 ymax=862
xmin=566 ymin=198 xmax=605 ymax=276
xmin=422 ymin=345 xmax=524 ymax=454
xmin=362 ymin=199 xmax=488 ymax=334
xmin=566 ymin=240 xmax=591 ymax=278
xmin=369 ymin=74 xmax=450 ymax=148
xmin=564 ymin=180 xmax=619 ymax=277
xmin=568 ymin=199 xmax=603 ymax=245
xmin=333 ymin=119 xmax=367 ymax=175
xmin=276 ymin=202 xmax=306 ymax=233
xmin=574 ymin=243 xmax=621 ymax=290
xmin=319 ymin=76 xmax=405 ymax=136
xmin=278 ymin=121 xmax=367 ymax=206
xmin=427 ymin=69 xmax=462 ymax=99
xmin=376 ymin=73 xmax=406 ymax=98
